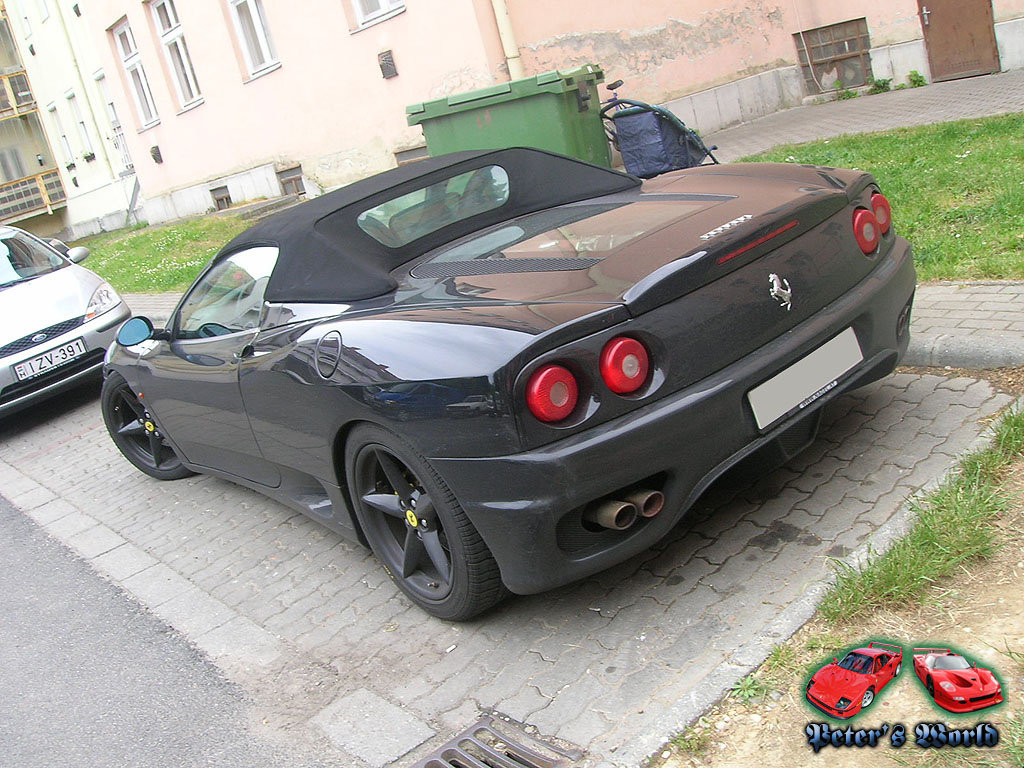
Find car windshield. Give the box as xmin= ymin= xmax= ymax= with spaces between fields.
xmin=932 ymin=655 xmax=971 ymax=670
xmin=0 ymin=229 xmax=65 ymax=289
xmin=837 ymin=652 xmax=873 ymax=674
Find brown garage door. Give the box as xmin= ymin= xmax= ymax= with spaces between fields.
xmin=919 ymin=0 xmax=1001 ymax=81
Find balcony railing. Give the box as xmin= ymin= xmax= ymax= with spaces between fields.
xmin=0 ymin=71 xmax=35 ymax=118
xmin=0 ymin=170 xmax=66 ymax=220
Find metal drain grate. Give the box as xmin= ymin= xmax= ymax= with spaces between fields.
xmin=409 ymin=716 xmax=583 ymax=768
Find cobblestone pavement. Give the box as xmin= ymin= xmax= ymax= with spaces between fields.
xmin=0 ymin=371 xmax=1013 ymax=766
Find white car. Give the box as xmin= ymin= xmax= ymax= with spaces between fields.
xmin=0 ymin=226 xmax=129 ymax=418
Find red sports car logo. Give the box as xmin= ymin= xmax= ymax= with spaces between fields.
xmin=913 ymin=648 xmax=1003 ymax=713
xmin=806 ymin=642 xmax=903 ymax=719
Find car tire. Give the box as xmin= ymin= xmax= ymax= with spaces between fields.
xmin=927 ymin=678 xmax=935 ymax=699
xmin=895 ymin=662 xmax=901 ymax=677
xmin=345 ymin=423 xmax=506 ymax=621
xmin=861 ymin=687 xmax=875 ymax=708
xmin=101 ymin=372 xmax=194 ymax=481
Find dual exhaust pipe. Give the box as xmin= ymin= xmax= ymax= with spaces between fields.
xmin=583 ymin=489 xmax=665 ymax=531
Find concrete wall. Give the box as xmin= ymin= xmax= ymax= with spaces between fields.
xmin=996 ymin=17 xmax=1024 ymax=69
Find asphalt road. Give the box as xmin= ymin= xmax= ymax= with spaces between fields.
xmin=0 ymin=490 xmax=332 ymax=768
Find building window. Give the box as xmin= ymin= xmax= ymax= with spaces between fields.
xmin=66 ymin=92 xmax=94 ymax=156
xmin=277 ymin=166 xmax=304 ymax=196
xmin=794 ymin=18 xmax=873 ymax=95
xmin=351 ymin=0 xmax=404 ymax=27
xmin=151 ymin=0 xmax=201 ymax=107
xmin=113 ymin=20 xmax=159 ymax=127
xmin=37 ymin=0 xmax=49 ymax=22
xmin=96 ymin=74 xmax=134 ymax=171
xmin=229 ymin=0 xmax=277 ymax=77
xmin=0 ymin=148 xmax=27 ymax=183
xmin=47 ymin=105 xmax=74 ymax=165
xmin=9 ymin=73 xmax=34 ymax=108
xmin=210 ymin=185 xmax=232 ymax=210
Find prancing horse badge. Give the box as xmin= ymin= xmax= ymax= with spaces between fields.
xmin=768 ymin=273 xmax=792 ymax=311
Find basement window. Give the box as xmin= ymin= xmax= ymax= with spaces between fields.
xmin=277 ymin=166 xmax=304 ymax=196
xmin=211 ymin=185 xmax=232 ymax=211
xmin=794 ymin=18 xmax=873 ymax=95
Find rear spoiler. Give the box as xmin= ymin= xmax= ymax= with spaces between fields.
xmin=868 ymin=642 xmax=903 ymax=654
xmin=913 ymin=647 xmax=954 ymax=655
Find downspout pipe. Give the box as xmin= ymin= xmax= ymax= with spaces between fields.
xmin=489 ymin=0 xmax=524 ymax=80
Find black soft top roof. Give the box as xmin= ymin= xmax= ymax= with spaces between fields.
xmin=220 ymin=147 xmax=640 ymax=303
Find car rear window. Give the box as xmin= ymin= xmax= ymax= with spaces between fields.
xmin=412 ymin=200 xmax=709 ymax=276
xmin=357 ymin=165 xmax=510 ymax=248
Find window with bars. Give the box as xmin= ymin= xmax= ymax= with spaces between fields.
xmin=47 ymin=105 xmax=74 ymax=165
xmin=229 ymin=0 xmax=277 ymax=77
xmin=151 ymin=0 xmax=202 ymax=107
xmin=113 ymin=21 xmax=159 ymax=127
xmin=66 ymin=93 xmax=94 ymax=156
xmin=96 ymin=74 xmax=134 ymax=171
xmin=351 ymin=0 xmax=404 ymax=27
xmin=794 ymin=18 xmax=873 ymax=95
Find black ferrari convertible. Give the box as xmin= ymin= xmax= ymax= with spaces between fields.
xmin=103 ymin=147 xmax=915 ymax=619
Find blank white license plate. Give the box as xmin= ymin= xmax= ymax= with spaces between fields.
xmin=747 ymin=328 xmax=863 ymax=430
xmin=13 ymin=337 xmax=88 ymax=381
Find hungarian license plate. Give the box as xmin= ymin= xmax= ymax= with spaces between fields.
xmin=747 ymin=327 xmax=863 ymax=430
xmin=13 ymin=337 xmax=88 ymax=381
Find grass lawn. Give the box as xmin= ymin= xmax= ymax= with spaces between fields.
xmin=744 ymin=112 xmax=1024 ymax=281
xmin=72 ymin=214 xmax=250 ymax=294
xmin=75 ymin=113 xmax=1024 ymax=294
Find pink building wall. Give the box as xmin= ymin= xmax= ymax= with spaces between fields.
xmin=509 ymin=0 xmax=935 ymax=100
xmin=87 ymin=0 xmax=505 ymax=212
xmin=84 ymin=1 xmax=1024 ymax=223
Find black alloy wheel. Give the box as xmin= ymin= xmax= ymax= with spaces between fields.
xmin=346 ymin=424 xmax=504 ymax=621
xmin=101 ymin=372 xmax=194 ymax=481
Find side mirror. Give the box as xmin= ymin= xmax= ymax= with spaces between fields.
xmin=67 ymin=246 xmax=90 ymax=263
xmin=117 ymin=316 xmax=155 ymax=346
xmin=833 ymin=657 xmax=839 ymax=664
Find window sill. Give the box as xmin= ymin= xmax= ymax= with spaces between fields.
xmin=136 ymin=119 xmax=161 ymax=134
xmin=176 ymin=97 xmax=205 ymax=116
xmin=350 ymin=6 xmax=405 ymax=34
xmin=243 ymin=61 xmax=282 ymax=84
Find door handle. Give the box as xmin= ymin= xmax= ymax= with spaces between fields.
xmin=921 ymin=5 xmax=931 ymax=25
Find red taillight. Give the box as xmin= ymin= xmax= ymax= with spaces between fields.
xmin=871 ymin=193 xmax=891 ymax=235
xmin=526 ymin=364 xmax=578 ymax=422
xmin=852 ymin=208 xmax=880 ymax=254
xmin=600 ymin=337 xmax=650 ymax=394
